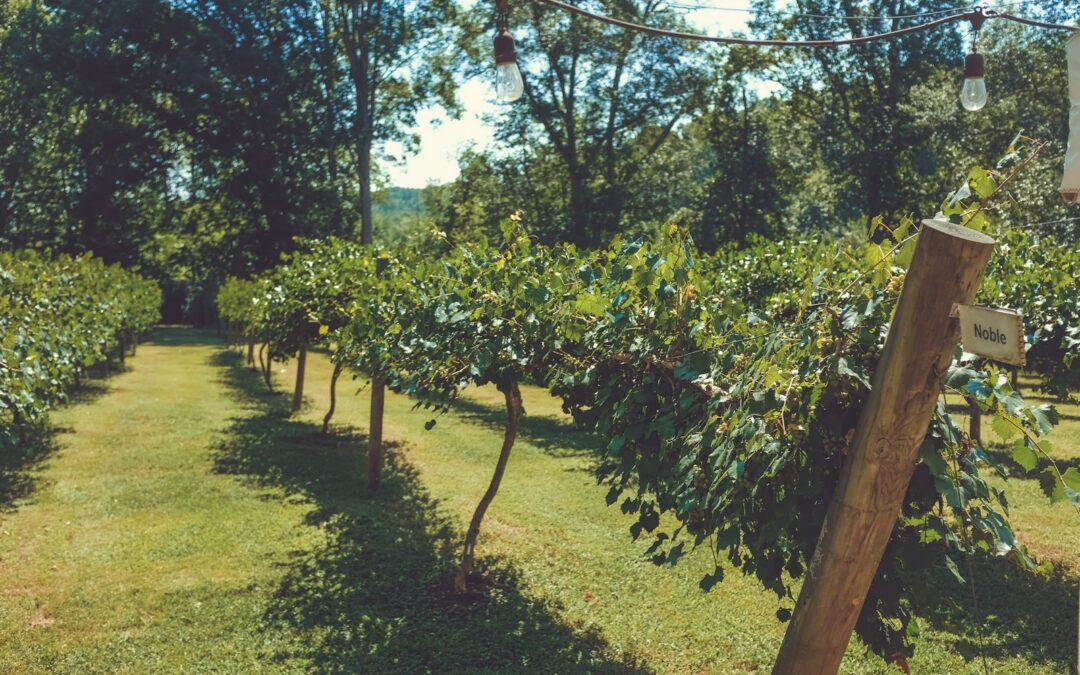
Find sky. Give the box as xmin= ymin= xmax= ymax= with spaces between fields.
xmin=381 ymin=0 xmax=760 ymax=189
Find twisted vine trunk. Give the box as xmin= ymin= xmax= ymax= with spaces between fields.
xmin=259 ymin=344 xmax=273 ymax=392
xmin=367 ymin=376 xmax=386 ymax=491
xmin=323 ymin=361 xmax=344 ymax=434
xmin=292 ymin=343 xmax=307 ymax=412
xmin=454 ymin=379 xmax=522 ymax=594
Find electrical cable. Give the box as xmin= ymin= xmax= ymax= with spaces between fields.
xmin=663 ymin=2 xmax=972 ymax=21
xmin=991 ymin=11 xmax=1080 ymax=32
xmin=528 ymin=1 xmax=1079 ymax=46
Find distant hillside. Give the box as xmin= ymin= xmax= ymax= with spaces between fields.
xmin=373 ymin=187 xmax=429 ymax=242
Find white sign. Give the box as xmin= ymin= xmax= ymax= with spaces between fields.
xmin=955 ymin=304 xmax=1026 ymax=367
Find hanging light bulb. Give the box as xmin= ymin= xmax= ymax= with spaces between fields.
xmin=960 ymin=51 xmax=987 ymax=111
xmin=494 ymin=29 xmax=524 ymax=102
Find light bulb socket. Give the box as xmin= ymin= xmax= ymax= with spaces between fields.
xmin=494 ymin=30 xmax=517 ymax=65
xmin=965 ymin=52 xmax=985 ymax=78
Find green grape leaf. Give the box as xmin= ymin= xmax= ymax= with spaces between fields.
xmin=991 ymin=415 xmax=1019 ymax=442
xmin=1011 ymin=439 xmax=1038 ymax=472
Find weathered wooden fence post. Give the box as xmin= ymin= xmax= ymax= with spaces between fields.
xmin=773 ymin=220 xmax=995 ymax=674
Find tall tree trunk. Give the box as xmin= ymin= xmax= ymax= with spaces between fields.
xmin=323 ymin=361 xmax=344 ymax=434
xmin=292 ymin=343 xmax=307 ymax=412
xmin=247 ymin=341 xmax=255 ymax=367
xmin=357 ymin=134 xmax=373 ymax=244
xmin=454 ymin=380 xmax=523 ymax=594
xmin=367 ymin=376 xmax=386 ymax=491
xmin=568 ymin=171 xmax=592 ymax=247
xmin=339 ymin=12 xmax=384 ymax=478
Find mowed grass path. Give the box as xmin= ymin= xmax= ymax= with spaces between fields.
xmin=0 ymin=327 xmax=1075 ymax=673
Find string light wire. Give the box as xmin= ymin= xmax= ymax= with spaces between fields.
xmin=526 ymin=1 xmax=1078 ymax=46
xmin=664 ymin=1 xmax=1033 ymax=22
xmin=664 ymin=2 xmax=969 ymax=21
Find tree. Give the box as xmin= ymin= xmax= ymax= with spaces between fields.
xmin=172 ymin=0 xmax=357 ymax=268
xmin=322 ymin=0 xmax=462 ymax=245
xmin=749 ymin=0 xmax=965 ymax=227
xmin=497 ymin=0 xmax=712 ymax=246
xmin=696 ymin=75 xmax=782 ymax=248
xmin=902 ymin=21 xmax=1079 ymax=234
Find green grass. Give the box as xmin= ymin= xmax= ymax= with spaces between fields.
xmin=0 ymin=327 xmax=1076 ymax=673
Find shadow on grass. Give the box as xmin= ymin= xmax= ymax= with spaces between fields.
xmin=449 ymin=395 xmax=600 ymax=460
xmin=907 ymin=550 xmax=1078 ymax=671
xmin=211 ymin=349 xmax=650 ymax=674
xmin=0 ymin=431 xmax=59 ymax=512
xmin=0 ymin=373 xmax=119 ymax=512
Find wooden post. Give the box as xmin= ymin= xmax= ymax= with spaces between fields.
xmin=773 ymin=221 xmax=995 ymax=674
xmin=292 ymin=342 xmax=307 ymax=412
xmin=367 ymin=376 xmax=386 ymax=490
xmin=966 ymin=395 xmax=982 ymax=444
xmin=367 ymin=255 xmax=390 ymax=491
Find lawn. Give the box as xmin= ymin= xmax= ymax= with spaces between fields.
xmin=0 ymin=327 xmax=1075 ymax=673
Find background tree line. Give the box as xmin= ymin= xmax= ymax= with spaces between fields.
xmin=0 ymin=0 xmax=1076 ymax=320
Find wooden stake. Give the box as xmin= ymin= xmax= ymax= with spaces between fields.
xmin=773 ymin=221 xmax=995 ymax=674
xmin=367 ymin=255 xmax=391 ymax=491
xmin=367 ymin=376 xmax=386 ymax=490
xmin=292 ymin=342 xmax=307 ymax=412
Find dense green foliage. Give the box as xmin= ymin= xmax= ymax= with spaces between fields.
xmin=0 ymin=250 xmax=160 ymax=436
xmin=218 ymin=152 xmax=1078 ymax=664
xmin=433 ymin=4 xmax=1079 ymax=247
xmin=983 ymin=228 xmax=1080 ymax=398
xmin=0 ymin=0 xmax=461 ymax=316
